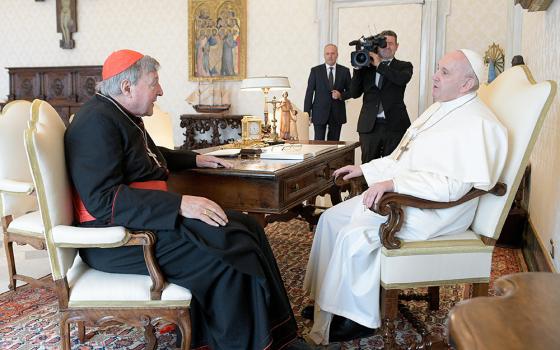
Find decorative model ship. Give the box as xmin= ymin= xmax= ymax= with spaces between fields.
xmin=186 ymin=82 xmax=231 ymax=113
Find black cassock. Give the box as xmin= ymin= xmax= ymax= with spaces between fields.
xmin=65 ymin=94 xmax=298 ymax=349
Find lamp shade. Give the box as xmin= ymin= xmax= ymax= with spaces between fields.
xmin=241 ymin=76 xmax=290 ymax=91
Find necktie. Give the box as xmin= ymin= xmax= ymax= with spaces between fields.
xmin=376 ymin=72 xmax=384 ymax=115
xmin=376 ymin=73 xmax=383 ymax=89
xmin=328 ymin=67 xmax=334 ymax=90
xmin=376 ymin=61 xmax=388 ymax=89
xmin=376 ymin=62 xmax=386 ymax=116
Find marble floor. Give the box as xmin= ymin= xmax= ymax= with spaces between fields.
xmin=0 ymin=240 xmax=51 ymax=294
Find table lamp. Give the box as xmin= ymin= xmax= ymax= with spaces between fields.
xmin=241 ymin=76 xmax=290 ymax=141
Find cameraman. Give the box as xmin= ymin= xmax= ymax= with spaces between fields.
xmin=350 ymin=30 xmax=413 ymax=163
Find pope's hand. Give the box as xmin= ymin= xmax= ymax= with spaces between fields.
xmin=362 ymin=180 xmax=394 ymax=209
xmin=332 ymin=165 xmax=363 ymax=181
xmin=196 ymin=154 xmax=233 ymax=168
xmin=180 ymin=195 xmax=228 ymax=227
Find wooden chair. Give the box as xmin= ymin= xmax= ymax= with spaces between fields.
xmin=339 ymin=65 xmax=556 ymax=348
xmin=0 ymin=100 xmax=50 ymax=291
xmin=24 ymin=99 xmax=192 ymax=350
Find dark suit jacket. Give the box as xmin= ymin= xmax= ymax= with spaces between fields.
xmin=304 ymin=63 xmax=352 ymax=125
xmin=350 ymin=58 xmax=413 ymax=133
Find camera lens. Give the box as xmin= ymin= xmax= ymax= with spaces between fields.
xmin=355 ymin=52 xmax=369 ymax=65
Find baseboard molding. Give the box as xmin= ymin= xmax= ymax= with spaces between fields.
xmin=522 ymin=217 xmax=556 ymax=272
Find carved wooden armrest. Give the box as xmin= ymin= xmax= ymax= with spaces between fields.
xmin=334 ymin=175 xmax=367 ymax=198
xmin=372 ymin=183 xmax=507 ymax=250
xmin=123 ymin=230 xmax=165 ymax=300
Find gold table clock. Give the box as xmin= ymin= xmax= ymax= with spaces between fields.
xmin=241 ymin=116 xmax=263 ymax=142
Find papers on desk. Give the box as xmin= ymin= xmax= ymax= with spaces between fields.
xmin=260 ymin=144 xmax=338 ymax=160
xmin=204 ymin=148 xmax=241 ymax=157
xmin=204 ymin=144 xmax=339 ymax=159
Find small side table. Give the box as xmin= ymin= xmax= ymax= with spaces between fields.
xmin=448 ymin=272 xmax=560 ymax=350
xmin=180 ymin=114 xmax=243 ymax=150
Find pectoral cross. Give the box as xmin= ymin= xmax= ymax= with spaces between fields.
xmin=391 ymin=102 xmax=443 ymax=161
xmin=391 ymin=128 xmax=416 ymax=161
xmin=146 ymin=147 xmax=163 ymax=168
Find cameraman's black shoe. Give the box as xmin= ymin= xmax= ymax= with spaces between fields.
xmin=301 ymin=304 xmax=314 ymax=320
xmin=286 ymin=337 xmax=322 ymax=350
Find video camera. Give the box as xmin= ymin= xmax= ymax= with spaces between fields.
xmin=349 ymin=34 xmax=387 ymax=69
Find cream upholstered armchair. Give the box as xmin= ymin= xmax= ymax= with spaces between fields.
xmin=143 ymin=103 xmax=175 ymax=148
xmin=0 ymin=100 xmax=50 ymax=291
xmin=338 ymin=65 xmax=556 ymax=347
xmin=24 ymin=99 xmax=193 ymax=350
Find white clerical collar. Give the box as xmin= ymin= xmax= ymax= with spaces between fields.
xmin=440 ymin=92 xmax=477 ymax=112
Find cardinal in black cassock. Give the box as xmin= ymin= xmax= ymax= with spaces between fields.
xmin=64 ymin=50 xmax=308 ymax=350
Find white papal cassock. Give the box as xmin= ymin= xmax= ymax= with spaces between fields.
xmin=303 ymin=92 xmax=508 ymax=345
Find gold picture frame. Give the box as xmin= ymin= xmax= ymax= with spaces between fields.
xmin=188 ymin=0 xmax=247 ymax=81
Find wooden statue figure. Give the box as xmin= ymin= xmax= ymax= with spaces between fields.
xmin=279 ymin=91 xmax=298 ymax=140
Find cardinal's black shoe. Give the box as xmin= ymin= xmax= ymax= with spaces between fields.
xmin=301 ymin=304 xmax=314 ymax=320
xmin=285 ymin=337 xmax=322 ymax=350
xmin=329 ymin=315 xmax=375 ymax=342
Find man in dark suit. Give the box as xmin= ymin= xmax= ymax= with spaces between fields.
xmin=304 ymin=44 xmax=352 ymax=141
xmin=350 ymin=30 xmax=413 ymax=163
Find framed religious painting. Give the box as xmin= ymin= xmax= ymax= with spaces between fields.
xmin=188 ymin=0 xmax=247 ymax=81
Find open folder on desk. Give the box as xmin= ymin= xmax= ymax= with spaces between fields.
xmin=204 ymin=148 xmax=241 ymax=157
xmin=260 ymin=144 xmax=337 ymax=160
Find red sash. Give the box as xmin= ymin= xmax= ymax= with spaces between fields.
xmin=73 ymin=180 xmax=168 ymax=223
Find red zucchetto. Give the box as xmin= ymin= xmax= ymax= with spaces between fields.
xmin=102 ymin=49 xmax=144 ymax=80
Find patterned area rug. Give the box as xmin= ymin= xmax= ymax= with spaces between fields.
xmin=0 ymin=219 xmax=526 ymax=349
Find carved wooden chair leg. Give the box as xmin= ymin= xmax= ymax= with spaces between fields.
xmin=77 ymin=321 xmax=85 ymax=343
xmin=462 ymin=283 xmax=472 ymax=300
xmin=427 ymin=286 xmax=440 ymax=310
xmin=381 ymin=287 xmax=399 ymax=320
xmin=381 ymin=288 xmax=399 ymax=348
xmin=381 ymin=317 xmax=398 ymax=349
xmin=471 ymin=282 xmax=489 ymax=298
xmin=3 ymin=237 xmax=16 ymax=291
xmin=60 ymin=314 xmax=71 ymax=350
xmin=143 ymin=318 xmax=157 ymax=350
xmin=177 ymin=310 xmax=192 ymax=350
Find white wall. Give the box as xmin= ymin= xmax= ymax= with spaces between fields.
xmin=520 ymin=1 xmax=560 ymax=271
xmin=445 ymin=0 xmax=509 ymax=84
xmin=0 ymin=0 xmax=318 ymax=146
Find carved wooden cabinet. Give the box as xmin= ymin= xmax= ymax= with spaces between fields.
xmin=180 ymin=114 xmax=243 ymax=150
xmin=3 ymin=66 xmax=102 ymax=124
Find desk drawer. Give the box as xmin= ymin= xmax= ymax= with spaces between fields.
xmin=327 ymin=152 xmax=355 ymax=175
xmin=283 ymin=164 xmax=330 ymax=201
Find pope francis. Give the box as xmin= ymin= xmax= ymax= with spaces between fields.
xmin=303 ymin=49 xmax=509 ymax=345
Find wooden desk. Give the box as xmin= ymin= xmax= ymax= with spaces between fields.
xmin=448 ymin=272 xmax=560 ymax=350
xmin=168 ymin=141 xmax=359 ymax=227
